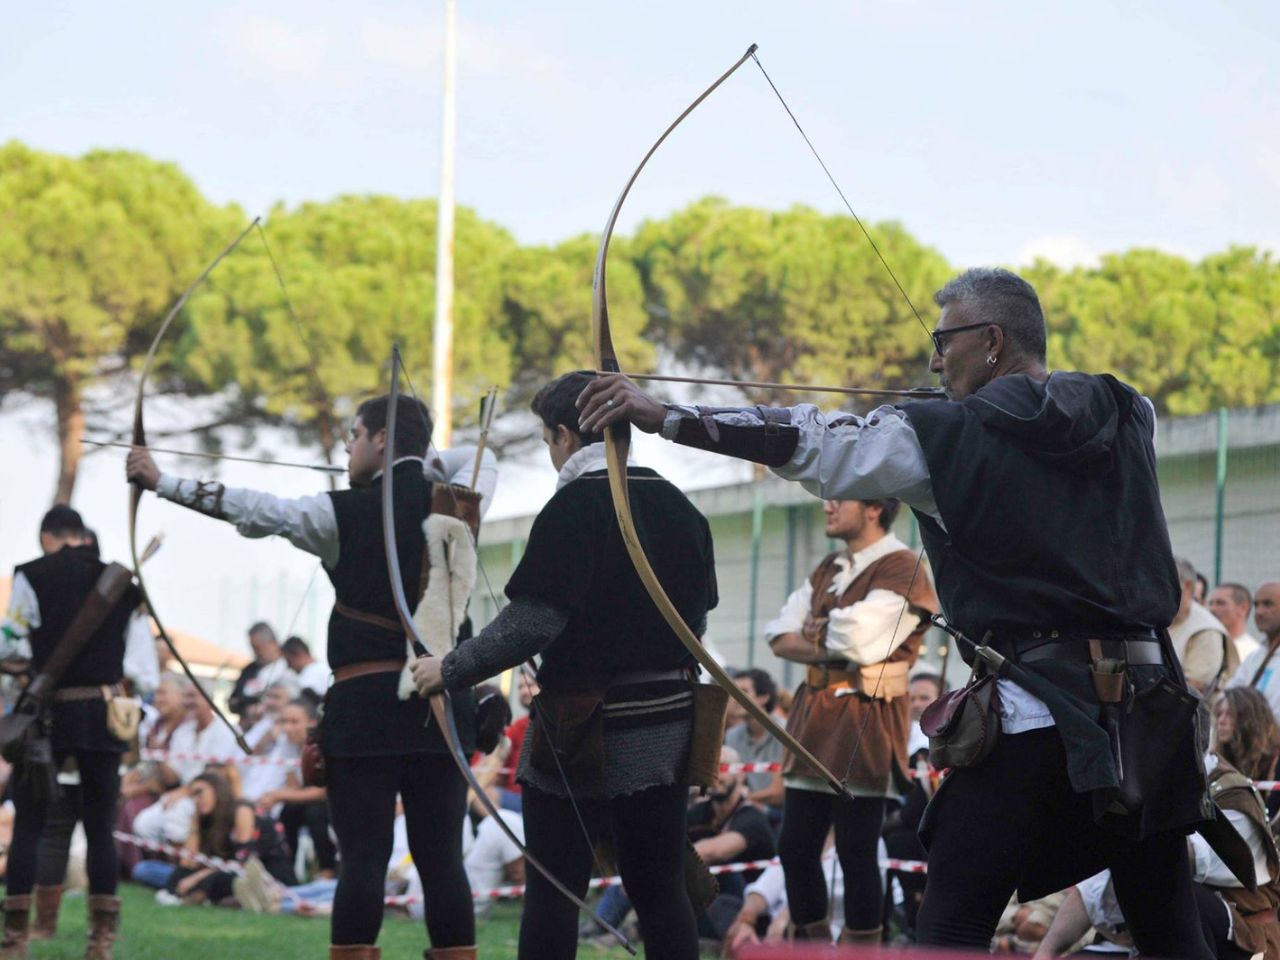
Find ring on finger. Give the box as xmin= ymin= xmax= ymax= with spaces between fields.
xmin=605 ymin=398 xmax=617 ymax=409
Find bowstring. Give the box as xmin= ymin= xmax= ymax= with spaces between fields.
xmin=750 ymin=49 xmax=938 ymax=919
xmin=396 ymin=362 xmax=621 ymax=916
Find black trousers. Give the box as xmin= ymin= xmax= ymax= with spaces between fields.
xmin=519 ymin=782 xmax=697 ymax=960
xmin=8 ymin=750 xmax=120 ymax=896
xmin=35 ymin=784 xmax=77 ymax=886
xmin=916 ymin=728 xmax=1213 ymax=959
xmin=778 ymin=788 xmax=887 ymax=932
xmin=280 ymin=800 xmax=337 ymax=872
xmin=326 ymin=753 xmax=473 ymax=948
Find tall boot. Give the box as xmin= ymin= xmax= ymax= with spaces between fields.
xmin=0 ymin=896 xmax=32 ymax=960
xmin=30 ymin=885 xmax=63 ymax=941
xmin=329 ymin=947 xmax=381 ymax=960
xmin=84 ymin=895 xmax=120 ymax=960
xmin=790 ymin=919 xmax=832 ymax=943
xmin=838 ymin=926 xmax=883 ymax=946
xmin=425 ymin=948 xmax=477 ymax=960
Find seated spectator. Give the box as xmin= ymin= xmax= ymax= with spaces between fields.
xmin=992 ymin=892 xmax=1072 ymax=953
xmin=242 ymin=677 xmax=299 ymax=753
xmin=1170 ymin=557 xmax=1235 ymax=693
xmin=282 ymin=636 xmax=330 ymax=698
xmin=255 ymin=699 xmax=336 ymax=878
xmin=725 ymin=841 xmax=845 ymax=956
xmin=1211 ymin=583 xmax=1261 ymax=664
xmin=498 ymin=668 xmax=540 ymax=813
xmin=725 ymin=669 xmax=785 ymax=829
xmin=161 ymin=770 xmax=296 ymax=905
xmin=1036 ymin=687 xmax=1280 ymax=960
xmin=465 ymin=808 xmax=525 ymax=918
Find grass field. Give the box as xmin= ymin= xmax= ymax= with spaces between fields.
xmin=13 ymin=884 xmax=633 ymax=959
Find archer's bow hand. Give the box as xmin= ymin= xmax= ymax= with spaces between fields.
xmin=411 ymin=655 xmax=445 ymax=696
xmin=576 ymin=374 xmax=667 ymax=435
xmin=126 ymin=446 xmax=161 ymax=491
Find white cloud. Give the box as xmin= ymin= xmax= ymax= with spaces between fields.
xmin=1016 ymin=234 xmax=1101 ymax=269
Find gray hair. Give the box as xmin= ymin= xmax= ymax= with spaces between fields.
xmin=1175 ymin=556 xmax=1198 ymax=587
xmin=159 ymin=671 xmax=193 ymax=693
xmin=933 ymin=267 xmax=1047 ymax=362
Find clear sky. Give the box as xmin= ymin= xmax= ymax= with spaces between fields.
xmin=3 ymin=1 xmax=1278 ymax=657
xmin=5 ymin=0 xmax=1279 ymax=268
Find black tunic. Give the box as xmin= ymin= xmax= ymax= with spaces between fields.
xmin=319 ymin=460 xmax=475 ymax=758
xmin=15 ymin=544 xmax=141 ymax=754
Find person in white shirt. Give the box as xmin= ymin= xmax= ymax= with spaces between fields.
xmin=1169 ymin=557 xmax=1235 ymax=693
xmin=282 ymin=636 xmax=330 ymax=697
xmin=1226 ymin=583 xmax=1280 ymax=726
xmin=725 ymin=845 xmax=846 ymax=953
xmin=1210 ymin=583 xmax=1261 ymax=665
xmin=241 ymin=680 xmax=301 ymax=802
xmin=465 ymin=809 xmax=525 ymax=918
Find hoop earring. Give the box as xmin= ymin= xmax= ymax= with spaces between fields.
xmin=986 ymin=355 xmax=997 ymax=366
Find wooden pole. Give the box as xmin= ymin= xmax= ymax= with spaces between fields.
xmin=431 ymin=0 xmax=458 ymax=447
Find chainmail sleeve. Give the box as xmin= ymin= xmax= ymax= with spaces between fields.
xmin=441 ymin=596 xmax=569 ymax=691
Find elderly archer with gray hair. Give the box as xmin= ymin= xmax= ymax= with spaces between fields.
xmin=579 ymin=266 xmax=1218 ymax=957
xmin=1168 ymin=557 xmax=1235 ymax=693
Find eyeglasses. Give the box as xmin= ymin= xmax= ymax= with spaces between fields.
xmin=930 ymin=321 xmax=995 ymax=357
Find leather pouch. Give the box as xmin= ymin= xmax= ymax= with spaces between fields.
xmin=301 ymin=731 xmax=326 ymax=788
xmin=475 ymin=688 xmax=514 ymax=756
xmin=686 ymin=683 xmax=730 ymax=789
xmin=103 ymin=688 xmax=142 ymax=742
xmin=920 ymin=671 xmax=1002 ymax=769
xmin=530 ymin=693 xmax=606 ymax=777
xmin=0 ymin=709 xmax=40 ymax=765
xmin=1108 ymin=677 xmax=1200 ymax=818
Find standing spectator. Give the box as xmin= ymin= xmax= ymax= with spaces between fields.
xmin=1169 ymin=558 xmax=1235 ymax=693
xmin=1210 ymin=584 xmax=1260 ymax=664
xmin=282 ymin=636 xmax=330 ymax=698
xmin=765 ymin=497 xmax=937 ymax=944
xmin=1227 ymin=583 xmax=1280 ymax=725
xmin=724 ymin=669 xmax=785 ymax=827
xmin=906 ymin=672 xmax=942 ymax=757
xmin=228 ymin=623 xmax=288 ymax=726
xmin=498 ymin=669 xmax=539 ymax=810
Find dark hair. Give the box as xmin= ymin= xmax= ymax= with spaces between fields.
xmin=281 ymin=636 xmax=310 ymax=657
xmin=247 ymin=622 xmax=277 ymax=643
xmin=1217 ymin=582 xmax=1253 ymax=612
xmin=530 ymin=372 xmax=604 ymax=447
xmin=733 ymin=668 xmax=778 ymax=713
xmin=910 ymin=672 xmax=942 ymax=694
xmin=40 ymin=505 xmax=86 ymax=538
xmin=863 ymin=498 xmax=901 ymax=531
xmin=83 ymin=529 xmax=100 ymax=558
xmin=356 ymin=394 xmax=433 ymax=459
xmin=192 ymin=771 xmax=237 ymax=858
xmin=1217 ymin=687 xmax=1280 ymax=780
xmin=933 ymin=268 xmax=1047 ymax=363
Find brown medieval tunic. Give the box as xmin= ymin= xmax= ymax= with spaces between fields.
xmin=1206 ymin=759 xmax=1280 ymax=960
xmin=773 ymin=536 xmax=939 ymax=796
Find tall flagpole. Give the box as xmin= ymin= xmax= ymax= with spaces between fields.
xmin=431 ymin=0 xmax=458 ymax=447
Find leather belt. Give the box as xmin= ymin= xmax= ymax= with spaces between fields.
xmin=1013 ymin=636 xmax=1164 ymax=666
xmin=334 ymin=601 xmax=403 ymax=635
xmin=806 ymin=664 xmax=859 ymax=688
xmin=53 ymin=685 xmax=111 ymax=703
xmin=610 ymin=666 xmax=696 ymax=687
xmin=332 ymin=659 xmax=405 ymax=685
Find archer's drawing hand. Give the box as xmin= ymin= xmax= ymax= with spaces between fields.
xmin=576 ymin=374 xmax=666 ymax=436
xmin=411 ymin=656 xmax=445 ymax=696
xmin=126 ymin=447 xmax=161 ymax=491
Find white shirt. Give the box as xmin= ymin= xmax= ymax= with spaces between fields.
xmin=166 ymin=715 xmax=243 ymax=783
xmin=2 ymin=571 xmax=160 ymax=694
xmin=466 ymin=810 xmax=525 ymax=916
xmin=293 ymin=660 xmax=331 ymax=696
xmin=1228 ymin=639 xmax=1280 ymax=726
xmin=156 ymin=447 xmax=498 ymax=569
xmin=667 ymin=402 xmax=1055 ymax=734
xmin=744 ymin=848 xmax=845 ymax=940
xmin=240 ymin=736 xmax=300 ymax=804
xmin=1233 ymin=632 xmax=1262 ymax=664
xmin=765 ymin=533 xmax=921 ymax=665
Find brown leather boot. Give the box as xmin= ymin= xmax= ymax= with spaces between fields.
xmin=0 ymin=896 xmax=32 ymax=960
xmin=85 ymin=895 xmax=120 ymax=960
xmin=329 ymin=947 xmax=381 ymax=960
xmin=790 ymin=920 xmax=832 ymax=942
xmin=425 ymin=949 xmax=477 ymax=960
xmin=30 ymin=885 xmax=63 ymax=941
xmin=838 ymin=925 xmax=883 ymax=946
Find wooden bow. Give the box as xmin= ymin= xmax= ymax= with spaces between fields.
xmin=590 ymin=44 xmax=854 ymax=799
xmin=380 ymin=347 xmax=636 ymax=954
xmin=129 ymin=219 xmax=261 ymax=755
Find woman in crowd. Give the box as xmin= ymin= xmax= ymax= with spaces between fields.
xmin=256 ymin=699 xmax=336 ymax=877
